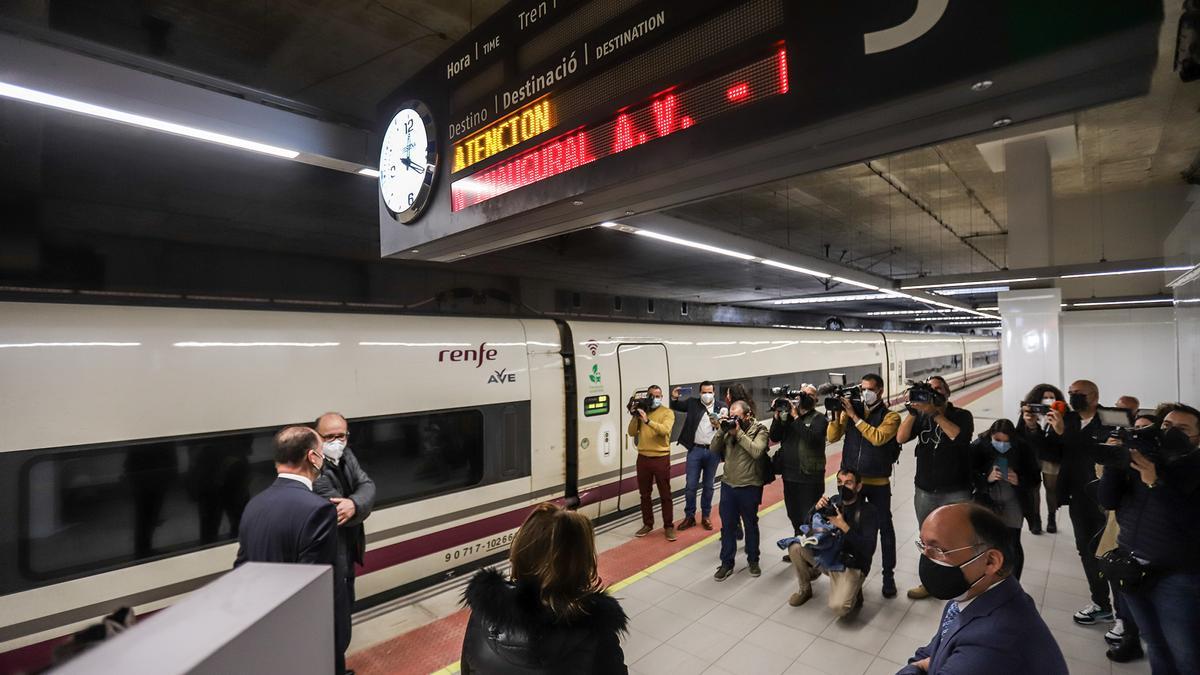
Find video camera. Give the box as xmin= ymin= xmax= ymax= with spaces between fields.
xmin=906 ymin=381 xmax=946 ymax=411
xmin=820 ymin=373 xmax=862 ymax=418
xmin=627 ymin=390 xmax=653 ymax=415
xmin=770 ymin=385 xmax=814 ymax=415
xmin=1089 ymin=407 xmax=1195 ymax=468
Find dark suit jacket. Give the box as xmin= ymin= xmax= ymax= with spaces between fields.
xmin=234 ymin=476 xmax=337 ymax=568
xmin=669 ymin=397 xmax=726 ymax=449
xmin=313 ymin=447 xmax=376 ymax=570
xmin=898 ymin=576 xmax=1067 ymax=675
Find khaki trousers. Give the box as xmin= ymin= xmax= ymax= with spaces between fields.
xmin=789 ymin=543 xmax=865 ymax=618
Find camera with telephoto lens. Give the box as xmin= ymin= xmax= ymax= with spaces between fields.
xmin=627 ymin=390 xmax=654 ymax=415
xmin=820 ymin=373 xmax=862 ymax=416
xmin=719 ymin=415 xmax=747 ymax=433
xmin=906 ymin=381 xmax=947 ymax=410
xmin=1089 ymin=407 xmax=1197 ymax=468
xmin=770 ymin=385 xmax=802 ymax=414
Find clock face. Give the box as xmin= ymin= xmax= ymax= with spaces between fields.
xmin=379 ymin=104 xmax=436 ymax=222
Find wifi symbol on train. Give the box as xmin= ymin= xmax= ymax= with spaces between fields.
xmin=585 ymin=340 xmax=598 ymax=356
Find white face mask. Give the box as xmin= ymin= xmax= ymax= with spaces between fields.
xmin=861 ymin=389 xmax=879 ymax=406
xmin=323 ymin=439 xmax=346 ymax=462
xmin=700 ymin=392 xmax=715 ymax=405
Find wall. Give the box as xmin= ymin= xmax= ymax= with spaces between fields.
xmin=1166 ymin=186 xmax=1200 ymax=405
xmin=1060 ymin=307 xmax=1179 ymax=408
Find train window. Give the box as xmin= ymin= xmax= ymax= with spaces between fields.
xmin=13 ymin=404 xmax=526 ymax=593
xmin=905 ymin=354 xmax=963 ymax=382
xmin=971 ymin=350 xmax=1000 ymax=368
xmin=672 ymin=363 xmax=882 ymax=422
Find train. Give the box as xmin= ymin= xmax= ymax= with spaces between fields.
xmin=0 ymin=300 xmax=999 ymax=670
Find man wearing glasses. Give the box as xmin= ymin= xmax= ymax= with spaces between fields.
xmin=314 ymin=412 xmax=377 ymax=675
xmin=898 ymin=503 xmax=1066 ymax=675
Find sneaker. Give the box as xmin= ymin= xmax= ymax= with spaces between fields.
xmin=677 ymin=517 xmax=696 ymax=531
xmin=1106 ymin=637 xmax=1144 ymax=663
xmin=748 ymin=562 xmax=761 ymax=577
xmin=1073 ymin=603 xmax=1115 ymax=625
xmin=907 ymin=584 xmax=931 ymax=600
xmin=701 ymin=518 xmax=713 ymax=530
xmin=1104 ymin=620 xmax=1125 ymax=646
xmin=788 ymin=589 xmax=813 ymax=607
xmin=664 ymin=527 xmax=677 ymax=542
xmin=882 ymin=575 xmax=898 ymax=599
xmin=714 ymin=565 xmax=733 ymax=581
xmin=634 ymin=525 xmax=652 ymax=537
xmin=782 ymin=554 xmax=792 ymax=563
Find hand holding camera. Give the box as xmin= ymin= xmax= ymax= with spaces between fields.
xmin=1130 ymin=449 xmax=1158 ymax=487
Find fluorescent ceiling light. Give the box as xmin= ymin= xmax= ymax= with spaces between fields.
xmin=944 ymin=320 xmax=1002 ymax=325
xmin=904 ymin=277 xmax=1038 ymax=289
xmin=0 ymin=82 xmax=301 ymax=159
xmin=831 ymin=276 xmax=879 ymax=290
xmin=0 ymin=341 xmax=141 ymax=348
xmin=1068 ymin=298 xmax=1173 ymax=308
xmin=633 ymin=229 xmax=757 ymax=261
xmin=933 ymin=286 xmax=1011 ymax=296
xmin=1168 ymin=264 xmax=1200 ymax=288
xmin=1061 ymin=265 xmax=1192 ymax=279
xmin=599 ymin=221 xmax=619 ymax=228
xmin=357 ymin=168 xmax=380 ymax=177
xmin=976 ymin=306 xmax=999 ymax=311
xmin=761 ymin=259 xmax=832 ymax=279
xmin=866 ymin=309 xmax=961 ymax=316
xmin=772 ymin=293 xmax=890 ymax=305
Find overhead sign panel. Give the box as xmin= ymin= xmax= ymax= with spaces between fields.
xmin=378 ymin=0 xmax=1161 ymax=261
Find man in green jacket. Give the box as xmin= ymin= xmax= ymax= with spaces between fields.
xmin=711 ymin=400 xmax=769 ymax=580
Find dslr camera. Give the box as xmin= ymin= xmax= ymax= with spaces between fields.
xmin=821 ymin=373 xmax=862 ymax=416
xmin=626 ymin=390 xmax=653 ymax=415
xmin=816 ymin=494 xmax=843 ymax=519
xmin=906 ymin=381 xmax=947 ymax=410
xmin=719 ymin=414 xmax=748 ymax=433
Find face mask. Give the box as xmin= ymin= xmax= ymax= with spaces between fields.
xmin=1069 ymin=393 xmax=1089 ymax=412
xmin=651 ymin=397 xmax=663 ymax=409
xmin=1041 ymin=398 xmax=1056 ymax=407
xmin=838 ymin=485 xmax=856 ymax=502
xmin=918 ymin=550 xmax=989 ymax=600
xmin=323 ymin=439 xmax=346 ymax=461
xmin=700 ymin=392 xmax=715 ymax=405
xmin=861 ymin=390 xmax=879 ymax=406
xmin=797 ymin=393 xmax=815 ymax=410
xmin=991 ymin=440 xmax=1011 ymax=454
xmin=309 ymin=452 xmax=324 ymax=476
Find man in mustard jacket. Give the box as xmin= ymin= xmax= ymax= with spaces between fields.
xmin=628 ymin=385 xmax=677 ymax=541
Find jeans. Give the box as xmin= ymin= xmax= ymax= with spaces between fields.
xmin=636 ymin=454 xmax=673 ymax=527
xmin=719 ymin=482 xmax=763 ymax=567
xmin=684 ymin=444 xmax=720 ymax=519
xmin=859 ymin=481 xmax=895 ymax=576
xmin=913 ymin=487 xmax=973 ymax=526
xmin=1122 ymin=572 xmax=1200 ymax=674
xmin=1068 ymin=498 xmax=1110 ymax=609
xmin=783 ymin=477 xmax=824 ymax=535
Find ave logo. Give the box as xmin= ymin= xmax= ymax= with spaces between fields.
xmin=488 ymin=368 xmax=517 ymax=384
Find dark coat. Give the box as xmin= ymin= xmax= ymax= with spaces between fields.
xmin=770 ymin=409 xmax=828 ymax=481
xmin=1051 ymin=412 xmax=1106 ymax=506
xmin=313 ymin=446 xmax=376 ymax=568
xmin=898 ymin=576 xmax=1067 ymax=675
xmin=669 ymin=396 xmax=725 ymax=449
xmin=234 ymin=476 xmax=337 ymax=567
xmin=968 ymin=435 xmax=1040 ymax=503
xmin=461 ymin=568 xmax=628 ymax=675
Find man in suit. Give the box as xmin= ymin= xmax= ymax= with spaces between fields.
xmin=314 ymin=412 xmax=376 ymax=675
xmin=670 ymin=381 xmax=727 ymax=531
xmin=235 ymin=426 xmax=339 ymax=672
xmin=898 ymin=503 xmax=1066 ymax=675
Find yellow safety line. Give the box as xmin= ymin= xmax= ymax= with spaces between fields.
xmin=429 ymin=471 xmax=839 ymax=674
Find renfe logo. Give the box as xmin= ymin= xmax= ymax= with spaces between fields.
xmin=438 ymin=342 xmax=498 ymax=368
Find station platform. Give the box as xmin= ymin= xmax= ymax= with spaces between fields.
xmin=347 ymin=380 xmax=1150 ymax=675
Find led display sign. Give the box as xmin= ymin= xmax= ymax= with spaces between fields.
xmin=583 ymin=395 xmax=610 ymax=417
xmin=452 ymin=98 xmax=556 ymax=173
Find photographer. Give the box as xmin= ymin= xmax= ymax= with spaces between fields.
xmin=785 ymin=469 xmax=878 ymax=619
xmin=1097 ymin=404 xmax=1200 ymax=674
xmin=1016 ymin=384 xmax=1067 ymax=534
xmin=670 ymin=381 xmax=727 ymax=531
xmin=711 ymin=400 xmax=769 ymax=581
xmin=626 ymin=385 xmax=676 ymax=541
xmin=826 ymin=373 xmax=902 ymax=598
xmin=1048 ymin=379 xmax=1114 ymax=625
xmin=769 ymin=384 xmax=828 ymax=538
xmin=968 ymin=419 xmax=1039 ymax=580
xmin=896 ymin=376 xmax=974 ymax=599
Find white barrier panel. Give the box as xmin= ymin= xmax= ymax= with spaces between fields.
xmin=54 ymin=563 xmax=333 ymax=675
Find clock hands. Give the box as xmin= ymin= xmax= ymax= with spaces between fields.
xmin=400 ymin=157 xmax=426 ymax=174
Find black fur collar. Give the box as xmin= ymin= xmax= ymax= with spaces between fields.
xmin=463 ymin=568 xmax=628 ymax=635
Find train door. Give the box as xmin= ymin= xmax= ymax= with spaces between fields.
xmin=616 ymin=343 xmax=669 ymax=512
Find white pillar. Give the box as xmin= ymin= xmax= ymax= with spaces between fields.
xmin=1004 ymin=137 xmax=1053 ymax=269
xmin=999 ymin=288 xmax=1063 ymax=423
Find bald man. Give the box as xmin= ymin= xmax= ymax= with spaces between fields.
xmin=1048 ymin=379 xmax=1114 ymax=625
xmin=1115 ymin=395 xmax=1140 ymax=412
xmin=898 ymin=503 xmax=1066 ymax=675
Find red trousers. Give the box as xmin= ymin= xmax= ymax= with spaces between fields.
xmin=637 ymin=454 xmax=673 ymax=527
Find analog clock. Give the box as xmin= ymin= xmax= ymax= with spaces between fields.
xmin=379 ymin=102 xmax=437 ymax=223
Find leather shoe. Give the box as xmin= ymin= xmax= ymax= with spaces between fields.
xmin=1106 ymin=638 xmax=1144 ymax=663
xmin=701 ymin=518 xmax=713 ymax=530
xmin=635 ymin=525 xmax=652 ymax=537
xmin=677 ymin=517 xmax=696 ymax=531
xmin=882 ymin=575 xmax=898 ymax=599
xmin=788 ymin=589 xmax=812 ymax=607
xmin=907 ymin=584 xmax=931 ymax=600
xmin=664 ymin=527 xmax=677 ymax=542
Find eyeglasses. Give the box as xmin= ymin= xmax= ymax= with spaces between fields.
xmin=915 ymin=538 xmax=984 ymax=561
xmin=320 ymin=432 xmax=348 ymax=441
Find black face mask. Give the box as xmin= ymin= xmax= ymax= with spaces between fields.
xmin=797 ymin=393 xmax=815 ymax=410
xmin=918 ymin=550 xmax=988 ymax=600
xmin=838 ymin=485 xmax=856 ymax=503
xmin=1069 ymin=393 xmax=1089 ymax=412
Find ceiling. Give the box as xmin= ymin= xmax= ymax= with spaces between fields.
xmin=1 ymin=1 xmax=1197 ymax=328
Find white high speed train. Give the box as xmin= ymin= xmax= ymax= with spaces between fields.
xmin=0 ymin=301 xmax=999 ymax=669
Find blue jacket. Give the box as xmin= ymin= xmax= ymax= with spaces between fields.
xmin=897 ymin=576 xmax=1067 ymax=675
xmin=235 ymin=476 xmax=338 ymax=567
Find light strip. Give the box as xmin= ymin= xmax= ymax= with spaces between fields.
xmin=866 ymin=309 xmax=962 ymax=316
xmin=633 ymin=229 xmax=757 ymax=261
xmin=0 ymin=341 xmax=141 ymax=348
xmin=761 ymin=259 xmax=832 ymax=279
xmin=932 ymin=286 xmax=1011 ymax=296
xmin=0 ymin=81 xmax=300 ymax=159
xmin=904 ymin=277 xmax=1039 ymax=289
xmin=357 ymin=168 xmax=380 ymax=177
xmin=173 ymin=341 xmax=340 ymax=347
xmin=1061 ymin=265 xmax=1192 ymax=279
xmin=944 ymin=320 xmax=1002 ymax=326
xmin=976 ymin=306 xmax=999 ymax=311
xmin=772 ymin=293 xmax=891 ymax=305
xmin=1068 ymin=298 xmax=1174 ymax=308
xmin=831 ymin=276 xmax=879 ymax=290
